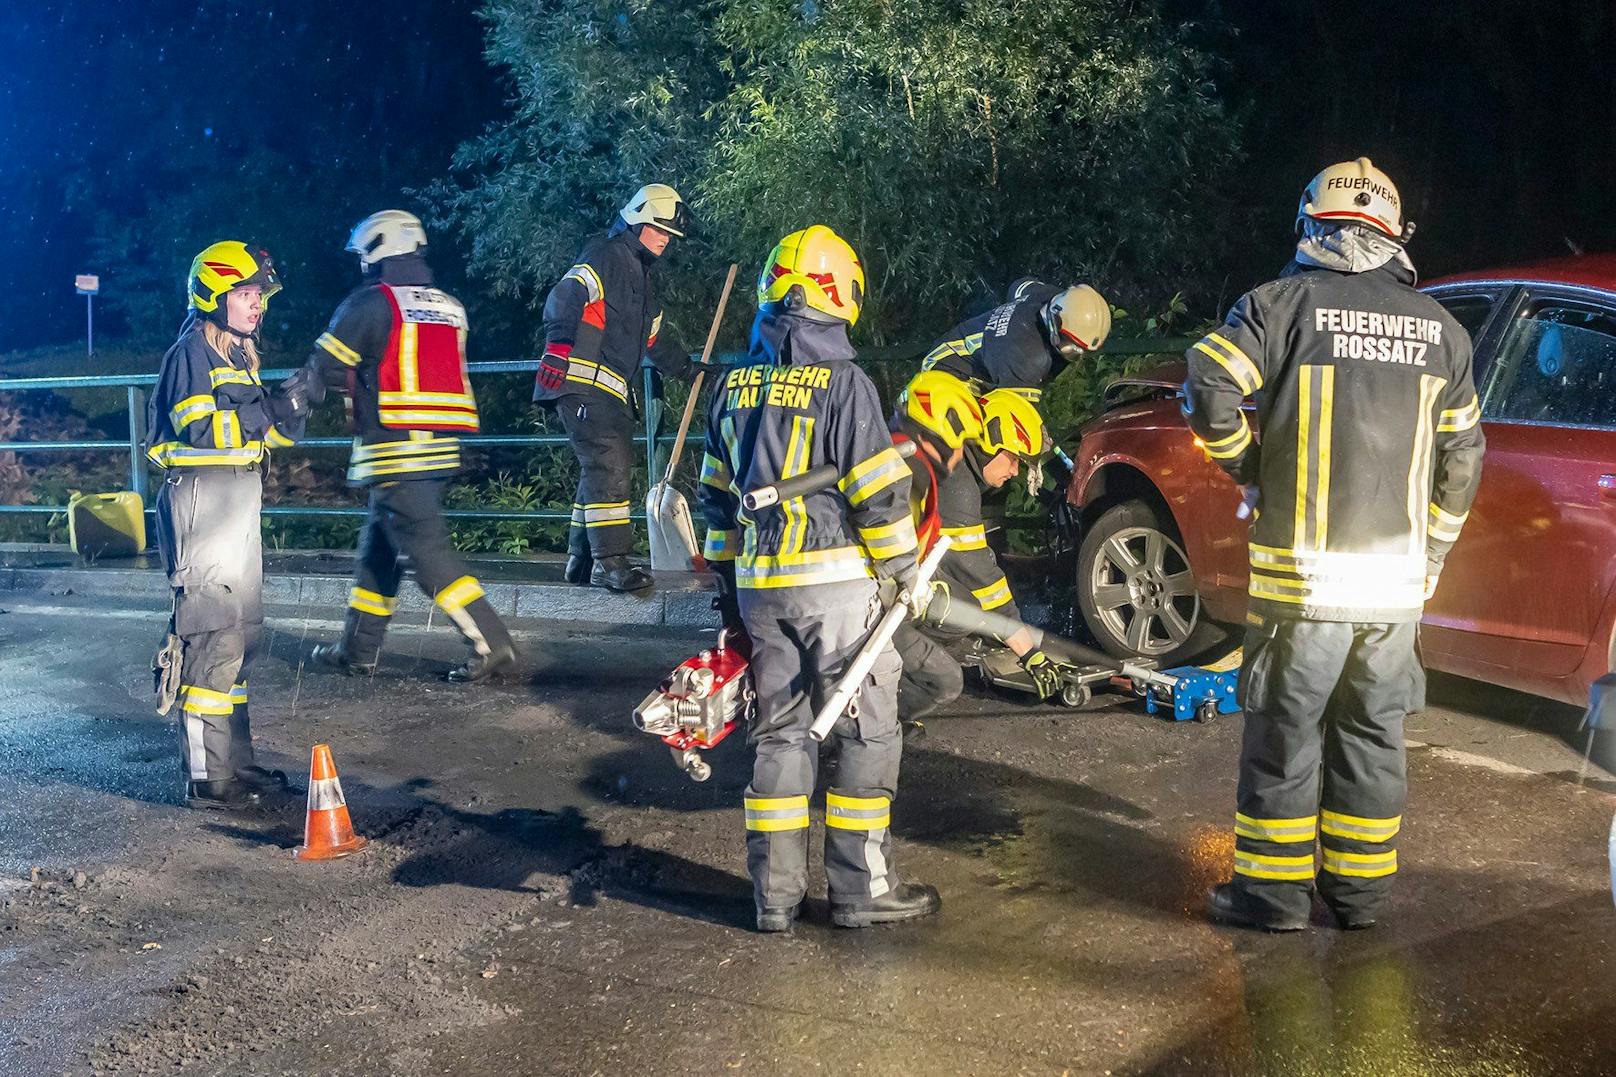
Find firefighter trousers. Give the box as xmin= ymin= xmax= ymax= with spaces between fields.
xmin=557 ymin=393 xmax=635 ymax=559
xmin=155 ymin=467 xmax=265 ymax=784
xmin=1233 ymin=618 xmax=1420 ymax=924
xmin=740 ymin=588 xmax=904 ymax=910
xmin=339 ymin=478 xmax=513 ymax=665
xmin=893 ymin=620 xmax=964 ymax=722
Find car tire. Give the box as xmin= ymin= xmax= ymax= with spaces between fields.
xmin=1076 ymin=499 xmax=1230 ymax=667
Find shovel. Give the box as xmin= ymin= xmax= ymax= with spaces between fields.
xmin=647 ymin=262 xmax=738 ymax=572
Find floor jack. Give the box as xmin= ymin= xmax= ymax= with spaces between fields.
xmin=932 ymin=593 xmax=1240 ymax=723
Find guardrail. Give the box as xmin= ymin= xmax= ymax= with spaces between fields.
xmin=0 ymin=340 xmax=1194 ymax=525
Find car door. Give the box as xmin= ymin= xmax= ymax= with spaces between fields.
xmin=1422 ymin=285 xmax=1616 ymax=686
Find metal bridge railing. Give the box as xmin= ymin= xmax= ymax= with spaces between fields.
xmin=0 ymin=340 xmax=1193 ymax=525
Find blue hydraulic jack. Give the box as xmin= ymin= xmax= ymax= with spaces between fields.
xmin=1127 ymin=663 xmax=1241 ymax=723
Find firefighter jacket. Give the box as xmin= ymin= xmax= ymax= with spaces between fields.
xmin=146 ymin=320 xmax=298 ymax=470
xmin=307 ymin=255 xmax=478 ymax=485
xmin=919 ymin=278 xmax=1061 ymax=401
xmin=535 ymin=227 xmax=687 ymax=410
xmin=893 ymin=433 xmax=1018 ymax=617
xmin=699 ymin=309 xmax=917 ymax=613
xmin=1183 ymin=259 xmax=1485 ymax=623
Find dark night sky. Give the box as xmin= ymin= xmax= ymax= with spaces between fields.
xmin=2 ymin=1 xmax=1612 ymax=351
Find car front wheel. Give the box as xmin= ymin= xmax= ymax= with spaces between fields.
xmin=1076 ymin=499 xmax=1226 ymax=666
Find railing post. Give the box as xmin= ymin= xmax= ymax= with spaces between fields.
xmin=126 ymin=385 xmax=148 ymax=503
xmin=642 ymin=366 xmax=659 ymax=481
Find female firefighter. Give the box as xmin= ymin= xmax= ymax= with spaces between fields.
xmin=148 ymin=241 xmax=309 ymax=810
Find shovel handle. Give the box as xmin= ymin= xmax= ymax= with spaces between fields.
xmin=663 ymin=263 xmax=738 ymax=484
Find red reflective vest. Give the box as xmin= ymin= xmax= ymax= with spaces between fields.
xmin=377 ymin=285 xmax=479 ymax=432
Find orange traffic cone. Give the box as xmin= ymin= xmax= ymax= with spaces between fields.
xmin=294 ymin=744 xmax=368 ymax=861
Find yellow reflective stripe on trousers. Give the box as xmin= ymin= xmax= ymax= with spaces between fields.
xmin=971 ymin=576 xmax=1013 ymax=610
xmin=1320 ymin=809 xmax=1401 ymax=843
xmin=1233 ymin=850 xmax=1315 ymax=881
xmin=858 ymin=516 xmax=918 ymax=559
xmin=580 ymin=501 xmax=631 ymax=528
xmin=1407 ymin=374 xmax=1446 ymax=555
xmin=839 ymin=446 xmax=907 ymax=506
xmin=180 ymin=685 xmax=236 ymax=716
xmin=744 ymin=794 xmax=809 ymax=832
xmin=317 ymin=332 xmax=362 ymax=367
xmin=434 ymin=575 xmax=485 ymax=612
xmin=940 ymin=523 xmax=987 ymax=551
xmin=1321 ymin=848 xmax=1397 ymax=878
xmin=1235 ymin=812 xmax=1318 ymax=844
xmin=349 ymin=586 xmax=398 ymax=618
xmin=825 ymin=792 xmax=891 ymax=831
xmin=171 ymin=394 xmax=217 ymax=430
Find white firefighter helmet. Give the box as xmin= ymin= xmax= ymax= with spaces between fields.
xmin=347 ymin=209 xmax=428 ymax=269
xmin=620 ymin=183 xmax=692 ymax=238
xmin=1043 ymin=284 xmax=1112 ymax=363
xmin=1296 ymin=157 xmax=1406 ymax=239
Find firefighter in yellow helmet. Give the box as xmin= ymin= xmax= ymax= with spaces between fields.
xmin=886 ymin=371 xmax=985 ymax=730
xmin=148 ymin=241 xmax=308 ymax=810
xmin=698 ymin=225 xmax=941 ymax=932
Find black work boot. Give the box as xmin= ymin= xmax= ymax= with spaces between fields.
xmin=831 ymin=883 xmax=941 ymax=928
xmin=756 ymin=903 xmax=801 ymax=933
xmin=185 ymin=767 xmax=296 ymax=812
xmin=310 ymin=642 xmax=376 ymax=677
xmin=446 ymin=639 xmax=518 ymax=684
xmin=563 ymin=552 xmax=593 ymax=586
xmin=591 ymin=556 xmax=654 ymax=593
xmin=1206 ymin=883 xmax=1308 ymax=933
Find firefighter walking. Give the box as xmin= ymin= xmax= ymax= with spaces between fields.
xmin=699 ymin=225 xmax=940 ymax=932
xmin=537 ymin=183 xmax=695 ymax=593
xmin=1185 ymin=158 xmax=1485 ymax=931
xmin=302 ymin=210 xmax=516 ymax=684
xmin=148 ymin=241 xmax=307 ymax=809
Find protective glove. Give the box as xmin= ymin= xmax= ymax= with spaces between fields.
xmin=709 ymin=561 xmax=751 ymax=656
xmin=874 ymin=556 xmax=929 ymax=620
xmin=1018 ymin=648 xmax=1066 ymax=701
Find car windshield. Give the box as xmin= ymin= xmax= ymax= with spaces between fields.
xmin=1482 ymin=298 xmax=1616 ymax=427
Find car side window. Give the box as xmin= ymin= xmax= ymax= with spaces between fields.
xmin=1481 ymin=297 xmax=1616 ymax=428
xmin=1433 ymin=293 xmax=1496 ymax=344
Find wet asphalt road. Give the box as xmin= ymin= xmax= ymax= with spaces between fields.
xmin=1 ymin=595 xmax=1615 ymax=1075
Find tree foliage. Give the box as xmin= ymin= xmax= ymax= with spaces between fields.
xmin=436 ymin=0 xmax=1238 ymax=346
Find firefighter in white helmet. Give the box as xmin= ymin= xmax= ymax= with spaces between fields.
xmin=301 ymin=210 xmax=518 ymax=684
xmin=537 ymin=183 xmax=697 ymax=593
xmin=1187 ymin=157 xmax=1484 ymax=932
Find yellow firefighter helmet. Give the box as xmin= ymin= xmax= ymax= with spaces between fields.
xmin=188 ymin=241 xmax=282 ymax=314
xmin=900 ymin=371 xmax=985 ymax=450
xmin=978 ymin=389 xmax=1048 ymax=460
xmin=758 ymin=225 xmax=866 ymax=327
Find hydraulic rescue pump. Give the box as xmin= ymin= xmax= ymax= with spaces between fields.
xmin=632 ymin=630 xmax=753 ymax=781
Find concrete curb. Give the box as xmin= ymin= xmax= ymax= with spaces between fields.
xmin=0 ymin=561 xmax=720 ymax=629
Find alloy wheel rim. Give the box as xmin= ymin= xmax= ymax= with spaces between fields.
xmin=1088 ymin=524 xmax=1199 ymax=655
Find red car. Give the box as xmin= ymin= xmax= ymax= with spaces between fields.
xmin=1067 ymin=255 xmax=1616 ymax=705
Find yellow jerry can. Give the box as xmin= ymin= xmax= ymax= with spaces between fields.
xmin=68 ymin=491 xmax=146 ymax=559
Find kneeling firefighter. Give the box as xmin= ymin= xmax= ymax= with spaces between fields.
xmin=537 ymin=183 xmax=696 ymax=593
xmin=698 ymin=225 xmax=941 ymax=932
xmin=925 ymin=389 xmax=1072 ymax=701
xmin=301 ymin=210 xmax=516 ymax=683
xmin=886 ymin=371 xmax=984 ymax=728
xmin=148 ymin=242 xmax=309 ymax=809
